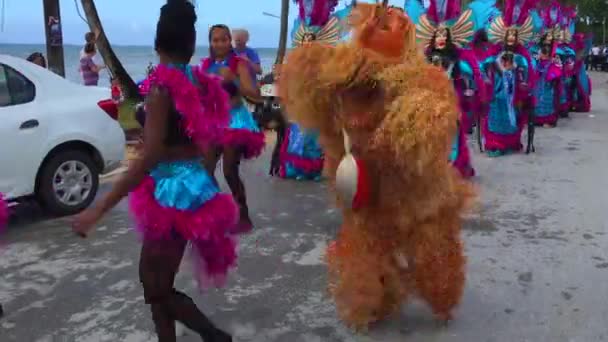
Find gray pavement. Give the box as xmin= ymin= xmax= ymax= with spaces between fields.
xmin=1 ymin=73 xmax=608 ymax=342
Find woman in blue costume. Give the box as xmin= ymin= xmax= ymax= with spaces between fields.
xmin=479 ymin=0 xmax=536 ymax=156
xmin=73 ymin=1 xmax=235 ymax=341
xmin=555 ymin=6 xmax=576 ymax=118
xmin=271 ymin=0 xmax=351 ymax=181
xmin=201 ymin=24 xmax=265 ymax=234
xmin=406 ymin=0 xmax=484 ymax=178
xmin=570 ymin=32 xmax=592 ymax=112
xmin=530 ymin=3 xmax=563 ymax=127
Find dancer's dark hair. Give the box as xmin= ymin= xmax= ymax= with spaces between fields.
xmin=84 ymin=43 xmax=96 ymax=54
xmin=26 ymin=52 xmax=46 ymax=67
xmin=155 ymin=0 xmax=197 ymax=60
xmin=208 ymin=24 xmax=235 ymax=59
xmin=429 ymin=29 xmax=458 ymax=60
xmin=473 ymin=29 xmax=488 ymax=47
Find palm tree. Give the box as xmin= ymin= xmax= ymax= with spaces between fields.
xmin=80 ymin=0 xmax=142 ymax=101
xmin=275 ymin=0 xmax=290 ymax=65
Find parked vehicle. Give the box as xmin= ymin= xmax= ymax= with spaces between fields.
xmin=0 ymin=54 xmax=125 ymax=215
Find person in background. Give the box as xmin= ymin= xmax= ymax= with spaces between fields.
xmin=232 ymin=29 xmax=262 ymax=80
xmin=591 ymin=45 xmax=600 ymax=71
xmin=201 ymin=24 xmax=264 ymax=234
xmin=81 ymin=31 xmax=103 ymax=66
xmin=26 ymin=52 xmax=47 ymax=68
xmin=80 ymin=43 xmax=105 ymax=86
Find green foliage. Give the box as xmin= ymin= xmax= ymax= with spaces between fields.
xmin=118 ymin=99 xmax=141 ymax=131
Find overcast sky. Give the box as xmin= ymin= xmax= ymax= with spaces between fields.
xmin=0 ymin=0 xmax=406 ymax=47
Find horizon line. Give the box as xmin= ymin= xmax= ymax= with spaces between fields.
xmin=0 ymin=42 xmax=280 ymax=49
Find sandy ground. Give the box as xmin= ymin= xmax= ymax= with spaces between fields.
xmin=1 ymin=73 xmax=607 ymax=342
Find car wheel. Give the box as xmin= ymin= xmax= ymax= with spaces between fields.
xmin=37 ymin=150 xmax=99 ymax=216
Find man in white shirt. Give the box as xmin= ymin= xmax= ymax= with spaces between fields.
xmin=591 ymin=45 xmax=601 ymax=70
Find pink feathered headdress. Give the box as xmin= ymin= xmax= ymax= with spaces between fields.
xmin=426 ymin=0 xmax=462 ymax=24
xmin=294 ymin=0 xmax=338 ymax=26
xmin=502 ymin=0 xmax=536 ymax=27
xmin=487 ymin=0 xmax=536 ymax=44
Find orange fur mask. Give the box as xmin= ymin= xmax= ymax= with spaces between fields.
xmin=349 ymin=0 xmax=416 ymax=59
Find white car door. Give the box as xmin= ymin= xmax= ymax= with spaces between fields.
xmin=0 ymin=63 xmax=48 ymax=198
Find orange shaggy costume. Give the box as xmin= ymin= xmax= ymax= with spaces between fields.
xmin=278 ymin=2 xmax=475 ymax=329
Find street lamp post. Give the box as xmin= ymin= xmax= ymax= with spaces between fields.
xmin=262 ymin=12 xmax=280 ymax=19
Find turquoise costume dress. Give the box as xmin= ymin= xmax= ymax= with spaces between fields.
xmin=131 ymin=63 xmax=239 ymax=289
xmin=556 ymin=45 xmax=576 ymax=115
xmin=480 ymin=53 xmax=529 ymax=155
xmin=201 ymin=56 xmax=265 ymax=160
xmin=272 ymin=3 xmax=351 ymax=180
xmin=279 ymin=123 xmax=324 ymax=180
xmin=531 ymin=55 xmax=562 ymax=126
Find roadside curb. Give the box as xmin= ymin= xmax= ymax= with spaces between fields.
xmin=100 ymin=166 xmax=127 ymax=183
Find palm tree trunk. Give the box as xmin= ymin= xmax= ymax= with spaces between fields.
xmin=275 ymin=0 xmax=290 ymax=65
xmin=80 ymin=0 xmax=142 ymax=101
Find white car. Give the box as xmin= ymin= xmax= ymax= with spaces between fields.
xmin=0 ymin=54 xmax=125 ymax=215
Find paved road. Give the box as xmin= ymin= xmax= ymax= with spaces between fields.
xmin=1 ymin=74 xmax=608 ymax=342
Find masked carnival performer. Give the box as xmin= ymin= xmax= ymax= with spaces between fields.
xmin=478 ymin=0 xmax=536 ymax=156
xmin=271 ymin=1 xmax=351 ymax=180
xmin=555 ymin=5 xmax=576 ymax=118
xmin=279 ymin=0 xmax=474 ymax=328
xmin=201 ymin=24 xmax=265 ymax=233
xmin=570 ymin=32 xmax=592 ymax=112
xmin=530 ymin=2 xmax=563 ymax=128
xmin=406 ymin=0 xmax=484 ymax=178
xmin=74 ymin=1 xmax=236 ymax=340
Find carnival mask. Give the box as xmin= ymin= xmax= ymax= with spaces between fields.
xmin=506 ymin=29 xmax=517 ymax=46
xmin=555 ymin=30 xmax=564 ymax=43
xmin=350 ymin=0 xmax=415 ymax=58
xmin=435 ymin=28 xmax=448 ymax=49
xmin=302 ymin=33 xmax=316 ymax=44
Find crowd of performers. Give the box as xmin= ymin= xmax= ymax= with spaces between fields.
xmin=0 ymin=0 xmax=595 ymax=340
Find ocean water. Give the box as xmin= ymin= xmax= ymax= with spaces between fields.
xmin=0 ymin=44 xmax=279 ymax=87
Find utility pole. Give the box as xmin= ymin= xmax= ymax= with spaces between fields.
xmin=42 ymin=0 xmax=65 ymax=77
xmin=80 ymin=0 xmax=141 ymax=101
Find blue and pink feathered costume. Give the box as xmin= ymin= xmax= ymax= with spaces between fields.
xmin=201 ymin=56 xmax=265 ymax=159
xmin=132 ymin=64 xmax=239 ymax=289
xmin=406 ymin=0 xmax=485 ymax=178
xmin=0 ymin=193 xmax=8 ymax=233
xmin=570 ymin=33 xmax=592 ymax=112
xmin=479 ymin=0 xmax=537 ymax=155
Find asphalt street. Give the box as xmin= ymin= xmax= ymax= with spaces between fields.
xmin=1 ymin=73 xmax=608 ymax=342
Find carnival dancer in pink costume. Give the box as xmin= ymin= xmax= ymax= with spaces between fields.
xmin=0 ymin=193 xmax=7 ymax=233
xmin=406 ymin=0 xmax=485 ymax=178
xmin=73 ymin=1 xmax=235 ymax=341
xmin=480 ymin=0 xmax=537 ymax=155
xmin=570 ymin=33 xmax=592 ymax=112
xmin=201 ymin=24 xmax=264 ymax=234
xmin=530 ymin=2 xmax=563 ymax=128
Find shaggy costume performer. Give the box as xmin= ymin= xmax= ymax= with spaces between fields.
xmin=406 ymin=0 xmax=483 ymax=178
xmin=274 ymin=0 xmax=351 ymax=180
xmin=570 ymin=32 xmax=592 ymax=112
xmin=480 ymin=0 xmax=536 ymax=155
xmin=279 ymin=1 xmax=474 ymax=328
xmin=530 ymin=2 xmax=563 ymax=127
